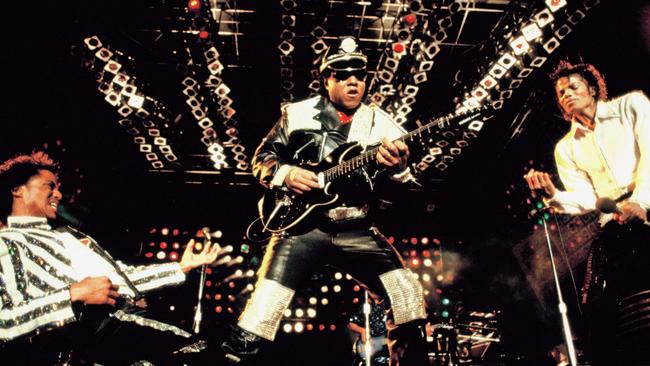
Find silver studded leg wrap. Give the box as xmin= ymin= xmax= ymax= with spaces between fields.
xmin=379 ymin=268 xmax=427 ymax=325
xmin=238 ymin=278 xmax=295 ymax=341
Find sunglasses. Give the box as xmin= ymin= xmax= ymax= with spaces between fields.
xmin=331 ymin=69 xmax=367 ymax=81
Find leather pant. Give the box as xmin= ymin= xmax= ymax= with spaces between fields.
xmin=222 ymin=220 xmax=428 ymax=365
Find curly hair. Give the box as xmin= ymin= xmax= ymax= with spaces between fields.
xmin=548 ymin=60 xmax=608 ymax=120
xmin=0 ymin=151 xmax=59 ymax=218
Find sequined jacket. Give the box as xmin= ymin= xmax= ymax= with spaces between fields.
xmin=0 ymin=217 xmax=188 ymax=342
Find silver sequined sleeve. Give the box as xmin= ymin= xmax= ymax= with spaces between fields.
xmin=0 ymin=235 xmax=77 ymax=341
xmin=120 ymin=262 xmax=186 ymax=293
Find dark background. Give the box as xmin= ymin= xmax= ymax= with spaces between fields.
xmin=0 ymin=1 xmax=648 ymax=365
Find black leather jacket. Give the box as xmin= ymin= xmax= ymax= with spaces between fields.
xmin=252 ymin=95 xmax=407 ymax=192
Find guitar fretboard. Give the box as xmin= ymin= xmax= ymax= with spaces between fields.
xmin=322 ymin=108 xmax=480 ymax=182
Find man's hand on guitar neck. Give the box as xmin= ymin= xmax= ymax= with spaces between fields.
xmin=377 ymin=138 xmax=409 ymax=174
xmin=285 ymin=167 xmax=321 ymax=194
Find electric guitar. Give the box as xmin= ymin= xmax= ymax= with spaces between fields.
xmin=258 ymin=106 xmax=485 ymax=233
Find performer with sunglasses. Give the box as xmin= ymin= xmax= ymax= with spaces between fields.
xmin=220 ymin=36 xmax=429 ymax=365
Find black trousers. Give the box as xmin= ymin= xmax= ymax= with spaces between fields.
xmin=261 ymin=222 xmax=404 ymax=297
xmin=585 ymin=221 xmax=650 ymax=365
xmin=223 ymin=220 xmax=428 ymax=366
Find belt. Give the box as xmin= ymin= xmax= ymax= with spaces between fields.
xmin=323 ymin=206 xmax=368 ymax=221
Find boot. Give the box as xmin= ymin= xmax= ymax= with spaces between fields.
xmin=386 ymin=319 xmax=429 ymax=366
xmin=220 ymin=325 xmax=267 ymax=365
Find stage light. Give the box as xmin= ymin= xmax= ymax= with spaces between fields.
xmin=422 ymin=42 xmax=440 ymax=59
xmin=294 ymin=322 xmax=304 ymax=333
xmin=145 ymin=252 xmax=153 ymax=258
xmin=543 ymin=37 xmax=560 ymax=53
xmin=278 ymin=41 xmax=295 ymax=56
xmin=330 ymin=325 xmax=336 ymax=331
xmin=555 ymin=24 xmax=572 ymax=39
xmin=545 ymin=0 xmax=566 ymax=13
xmin=284 ymin=309 xmax=292 ymax=317
xmin=295 ymin=308 xmax=304 ymax=317
xmin=471 ymin=87 xmax=488 ymax=101
xmin=283 ymin=323 xmax=293 ymax=333
xmin=309 ymin=297 xmax=318 ymax=305
xmin=307 ymin=308 xmax=317 ymax=318
xmin=321 ymin=286 xmax=329 ymax=293
xmin=280 ymin=0 xmax=297 ymax=11
xmin=188 ymin=0 xmax=201 ymax=11
xmin=84 ymin=35 xmax=102 ymax=50
xmin=156 ymin=251 xmax=166 ymax=260
xmin=321 ymin=298 xmax=329 ymax=305
xmin=509 ymin=35 xmax=530 ymax=56
xmin=422 ymin=273 xmax=431 ymax=281
xmin=346 ymin=274 xmax=353 ymax=280
xmin=488 ymin=63 xmax=506 ymax=79
xmin=95 ymin=48 xmax=113 ymax=62
xmin=333 ymin=285 xmax=341 ymax=293
xmin=530 ymin=56 xmax=547 ymax=68
xmin=436 ymin=274 xmax=444 ymax=282
xmin=403 ymin=13 xmax=417 ymax=27
xmin=424 ymin=258 xmax=433 ymax=267
xmin=522 ymin=23 xmax=542 ymax=42
xmin=392 ymin=42 xmax=406 ymax=57
xmin=282 ymin=15 xmax=296 ymax=27
xmin=413 ymin=72 xmax=427 ymax=84
xmin=568 ymin=10 xmax=586 ymax=25
xmin=534 ymin=8 xmax=554 ymax=28
xmin=442 ymin=298 xmax=451 ymax=306
xmin=307 ymin=324 xmax=314 ymax=331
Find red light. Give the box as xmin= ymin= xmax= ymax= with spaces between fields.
xmin=188 ymin=0 xmax=201 ymax=11
xmin=387 ymin=236 xmax=395 ymax=244
xmin=433 ymin=238 xmax=441 ymax=245
xmin=160 ymin=242 xmax=168 ymax=250
xmin=145 ymin=252 xmax=153 ymax=258
xmin=306 ymin=324 xmax=314 ymax=331
xmin=172 ymin=242 xmax=180 ymax=249
xmin=410 ymin=250 xmax=417 ymax=257
xmin=215 ymin=293 xmax=222 ymax=300
xmin=148 ymin=241 xmax=155 ymax=247
xmin=352 ymin=297 xmax=359 ymax=303
xmin=229 ymin=282 xmax=236 ymax=288
xmin=393 ymin=43 xmax=405 ymax=54
xmin=403 ymin=14 xmax=417 ymax=26
xmin=422 ymin=250 xmax=431 ymax=258
xmin=172 ymin=229 xmax=180 ymax=236
xmin=353 ymin=285 xmax=360 ymax=292
xmin=329 ymin=324 xmax=336 ymax=331
xmin=410 ymin=237 xmax=418 ymax=245
xmin=199 ymin=31 xmax=210 ymax=40
xmin=215 ymin=306 xmax=222 ymax=313
xmin=411 ymin=258 xmax=420 ymax=267
xmin=206 ymin=268 xmax=213 ymax=275
xmin=169 ymin=251 xmax=178 ymax=261
xmin=318 ymin=324 xmax=325 ymax=331
xmin=205 ymin=280 xmax=212 ymax=287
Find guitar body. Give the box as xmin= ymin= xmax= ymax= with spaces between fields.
xmin=259 ymin=142 xmax=366 ymax=233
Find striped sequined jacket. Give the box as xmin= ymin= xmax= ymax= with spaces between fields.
xmin=0 ymin=216 xmax=189 ymax=342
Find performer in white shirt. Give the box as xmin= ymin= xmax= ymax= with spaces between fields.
xmin=524 ymin=60 xmax=650 ymax=365
xmin=0 ymin=151 xmax=227 ymax=364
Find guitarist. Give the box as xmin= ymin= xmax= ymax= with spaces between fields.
xmin=524 ymin=61 xmax=650 ymax=365
xmin=221 ymin=36 xmax=429 ymax=366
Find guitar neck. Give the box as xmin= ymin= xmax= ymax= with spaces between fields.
xmin=323 ymin=108 xmax=480 ymax=182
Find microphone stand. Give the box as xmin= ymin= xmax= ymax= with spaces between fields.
xmin=363 ymin=290 xmax=372 ymax=366
xmin=192 ymin=229 xmax=210 ymax=334
xmin=541 ymin=208 xmax=578 ymax=366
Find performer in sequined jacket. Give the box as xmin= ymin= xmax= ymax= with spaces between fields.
xmin=0 ymin=151 xmax=226 ymax=364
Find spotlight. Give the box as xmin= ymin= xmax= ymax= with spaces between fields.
xmin=280 ymin=68 xmax=293 ymax=78
xmin=479 ymin=75 xmax=497 ymax=89
xmin=104 ymin=61 xmax=121 ymax=74
xmin=413 ymin=72 xmax=427 ymax=84
xmin=392 ymin=42 xmax=407 ymax=57
xmin=471 ymin=87 xmax=488 ymax=101
xmin=438 ymin=16 xmax=453 ymax=30
xmin=280 ymin=55 xmax=293 ymax=65
xmin=497 ymin=53 xmax=516 ymax=69
xmin=280 ymin=0 xmax=297 ymax=11
xmin=310 ymin=26 xmax=327 ymax=38
xmin=543 ymin=37 xmax=560 ymax=53
xmin=83 ymin=35 xmax=102 ymax=50
xmin=281 ymin=15 xmax=296 ymax=27
xmin=370 ymin=92 xmax=386 ymax=105
xmin=280 ymin=29 xmax=295 ymax=41
xmin=418 ymin=60 xmax=434 ymax=72
xmin=583 ymin=0 xmax=600 ymax=10
xmin=448 ymin=1 xmax=462 ymax=14
xmin=534 ymin=8 xmax=554 ymax=27
xmin=182 ymin=77 xmax=198 ymax=87
xmin=409 ymin=0 xmax=423 ymax=13
xmin=208 ymin=60 xmax=224 ymax=75
xmin=545 ymin=0 xmax=567 ymax=12
xmin=204 ymin=47 xmax=219 ymax=62
xmin=530 ymin=56 xmax=547 ymax=68
xmin=433 ymin=30 xmax=447 ymax=42
xmin=568 ymin=10 xmax=586 ymax=25
xmin=278 ymin=41 xmax=295 ymax=56
xmin=509 ymin=79 xmax=523 ymax=89
xmin=509 ymin=36 xmax=530 ymax=56
xmin=188 ymin=0 xmax=201 ymax=11
xmin=128 ymin=95 xmax=145 ymax=109
xmin=555 ymin=24 xmax=572 ymax=39
xmin=517 ymin=68 xmax=533 ymax=78
xmin=378 ymin=70 xmax=394 ymax=83
xmin=404 ymin=85 xmax=419 ymax=96
xmin=521 ymin=23 xmax=542 ymax=41
xmin=403 ymin=14 xmax=417 ymax=27
xmin=95 ymin=48 xmax=113 ymax=62
xmin=422 ymin=42 xmax=440 ymax=59
xmin=384 ymin=57 xmax=399 ymax=72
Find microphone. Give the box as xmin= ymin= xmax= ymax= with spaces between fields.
xmin=595 ymin=197 xmax=620 ymax=214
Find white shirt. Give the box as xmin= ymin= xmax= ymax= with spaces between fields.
xmin=549 ymin=91 xmax=650 ymax=214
